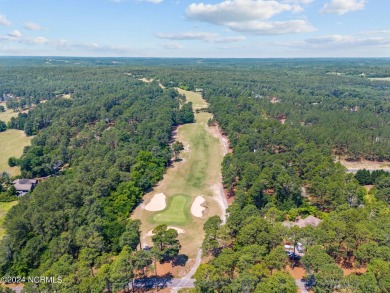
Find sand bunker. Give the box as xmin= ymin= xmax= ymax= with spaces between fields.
xmin=146 ymin=226 xmax=185 ymax=237
xmin=145 ymin=193 xmax=166 ymax=211
xmin=191 ymin=196 xmax=206 ymax=218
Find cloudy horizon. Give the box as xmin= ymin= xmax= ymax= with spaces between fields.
xmin=0 ymin=0 xmax=389 ymax=58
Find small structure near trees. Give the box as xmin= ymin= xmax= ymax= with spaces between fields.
xmin=12 ymin=179 xmax=37 ymax=196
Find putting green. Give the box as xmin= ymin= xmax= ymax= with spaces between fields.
xmin=152 ymin=195 xmax=191 ymax=225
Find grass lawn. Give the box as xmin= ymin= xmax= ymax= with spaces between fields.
xmin=177 ymin=88 xmax=208 ymax=110
xmin=152 ymin=195 xmax=191 ymax=225
xmin=153 ymin=194 xmax=191 ymax=225
xmin=0 ymin=201 xmax=18 ymax=239
xmin=0 ymin=108 xmax=19 ymax=123
xmin=0 ymin=129 xmax=33 ymax=176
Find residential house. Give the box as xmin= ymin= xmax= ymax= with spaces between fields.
xmin=12 ymin=179 xmax=37 ymax=196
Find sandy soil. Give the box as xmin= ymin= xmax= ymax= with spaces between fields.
xmin=138 ymin=77 xmax=154 ymax=83
xmin=145 ymin=193 xmax=167 ymax=212
xmin=209 ymin=123 xmax=232 ymax=155
xmin=369 ymin=77 xmax=390 ymax=81
xmin=270 ymin=96 xmax=281 ymax=104
xmin=337 ymin=158 xmax=390 ymax=171
xmin=341 ymin=267 xmax=367 ymax=276
xmin=191 ymin=196 xmax=205 ymax=218
xmin=286 ymin=265 xmax=306 ymax=280
xmin=210 ymin=184 xmax=228 ymax=224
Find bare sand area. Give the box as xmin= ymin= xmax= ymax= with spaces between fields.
xmin=144 ymin=193 xmax=166 ymax=211
xmin=191 ymin=196 xmax=205 ymax=218
xmin=138 ymin=77 xmax=154 ymax=83
xmin=338 ymin=158 xmax=390 ymax=171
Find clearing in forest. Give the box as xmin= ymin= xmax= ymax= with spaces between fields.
xmin=338 ymin=158 xmax=390 ymax=172
xmin=0 ymin=106 xmax=19 ymax=123
xmin=0 ymin=201 xmax=18 ymax=239
xmin=369 ymin=77 xmax=390 ymax=82
xmin=132 ymin=87 xmax=226 ymax=267
xmin=0 ymin=129 xmax=32 ymax=176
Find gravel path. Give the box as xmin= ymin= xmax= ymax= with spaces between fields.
xmin=295 ymin=279 xmax=309 ymax=293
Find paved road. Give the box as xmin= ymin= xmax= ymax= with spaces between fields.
xmin=129 ymin=277 xmax=195 ymax=291
xmin=171 ymin=249 xmax=202 ymax=292
xmin=128 ymin=249 xmax=202 ymax=292
xmin=295 ymin=279 xmax=309 ymax=293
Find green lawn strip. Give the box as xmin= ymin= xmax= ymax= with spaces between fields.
xmin=185 ymin=124 xmax=210 ymax=191
xmin=0 ymin=108 xmax=19 ymax=123
xmin=152 ymin=194 xmax=191 ymax=225
xmin=0 ymin=129 xmax=32 ymax=176
xmin=0 ymin=201 xmax=18 ymax=239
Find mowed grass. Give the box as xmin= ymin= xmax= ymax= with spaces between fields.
xmin=0 ymin=108 xmax=19 ymax=123
xmin=176 ymin=88 xmax=208 ymax=110
xmin=0 ymin=201 xmax=18 ymax=239
xmin=152 ymin=195 xmax=191 ymax=225
xmin=132 ymin=88 xmax=224 ymax=260
xmin=0 ymin=129 xmax=33 ymax=176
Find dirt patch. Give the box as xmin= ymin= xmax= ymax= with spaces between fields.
xmin=139 ymin=77 xmax=154 ymax=83
xmin=210 ymin=184 xmax=228 ymax=224
xmin=341 ymin=266 xmax=367 ymax=276
xmin=286 ymin=265 xmax=306 ymax=280
xmin=337 ymin=158 xmax=390 ymax=171
xmin=208 ymin=123 xmax=232 ymax=155
xmin=145 ymin=193 xmax=167 ymax=212
xmin=364 ymin=185 xmax=374 ymax=191
xmin=369 ymin=77 xmax=390 ymax=82
xmin=270 ymin=96 xmax=281 ymax=104
xmin=191 ymin=196 xmax=205 ymax=218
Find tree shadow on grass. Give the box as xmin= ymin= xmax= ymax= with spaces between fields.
xmin=172 ymin=254 xmax=188 ymax=267
xmin=131 ymin=273 xmax=174 ymax=291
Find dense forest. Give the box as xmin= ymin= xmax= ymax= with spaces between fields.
xmin=0 ymin=58 xmax=389 ymax=292
xmin=0 ymin=63 xmax=193 ymax=291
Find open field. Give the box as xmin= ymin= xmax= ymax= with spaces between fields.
xmin=132 ymin=88 xmax=226 ymax=264
xmin=0 ymin=106 xmax=19 ymax=123
xmin=338 ymin=158 xmax=390 ymax=172
xmin=369 ymin=77 xmax=390 ymax=82
xmin=0 ymin=201 xmax=18 ymax=239
xmin=176 ymin=88 xmax=208 ymax=110
xmin=0 ymin=129 xmax=33 ymax=176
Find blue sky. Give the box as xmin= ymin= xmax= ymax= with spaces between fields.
xmin=0 ymin=0 xmax=389 ymax=57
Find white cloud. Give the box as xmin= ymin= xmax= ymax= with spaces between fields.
xmin=0 ymin=33 xmax=48 ymax=45
xmin=156 ymin=31 xmax=246 ymax=43
xmin=7 ymin=30 xmax=22 ymax=39
xmin=0 ymin=14 xmax=11 ymax=26
xmin=321 ymin=0 xmax=366 ymax=15
xmin=53 ymin=39 xmax=137 ymax=54
xmin=227 ymin=20 xmax=314 ymax=34
xmin=24 ymin=22 xmax=43 ymax=31
xmin=187 ymin=0 xmax=294 ymax=23
xmin=300 ymin=34 xmax=390 ymax=50
xmin=163 ymin=42 xmax=183 ymax=49
xmin=186 ymin=0 xmax=314 ymax=35
xmin=32 ymin=37 xmax=49 ymax=44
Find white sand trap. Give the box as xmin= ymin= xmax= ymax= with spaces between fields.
xmin=191 ymin=196 xmax=206 ymax=218
xmin=146 ymin=226 xmax=185 ymax=237
xmin=145 ymin=193 xmax=166 ymax=211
